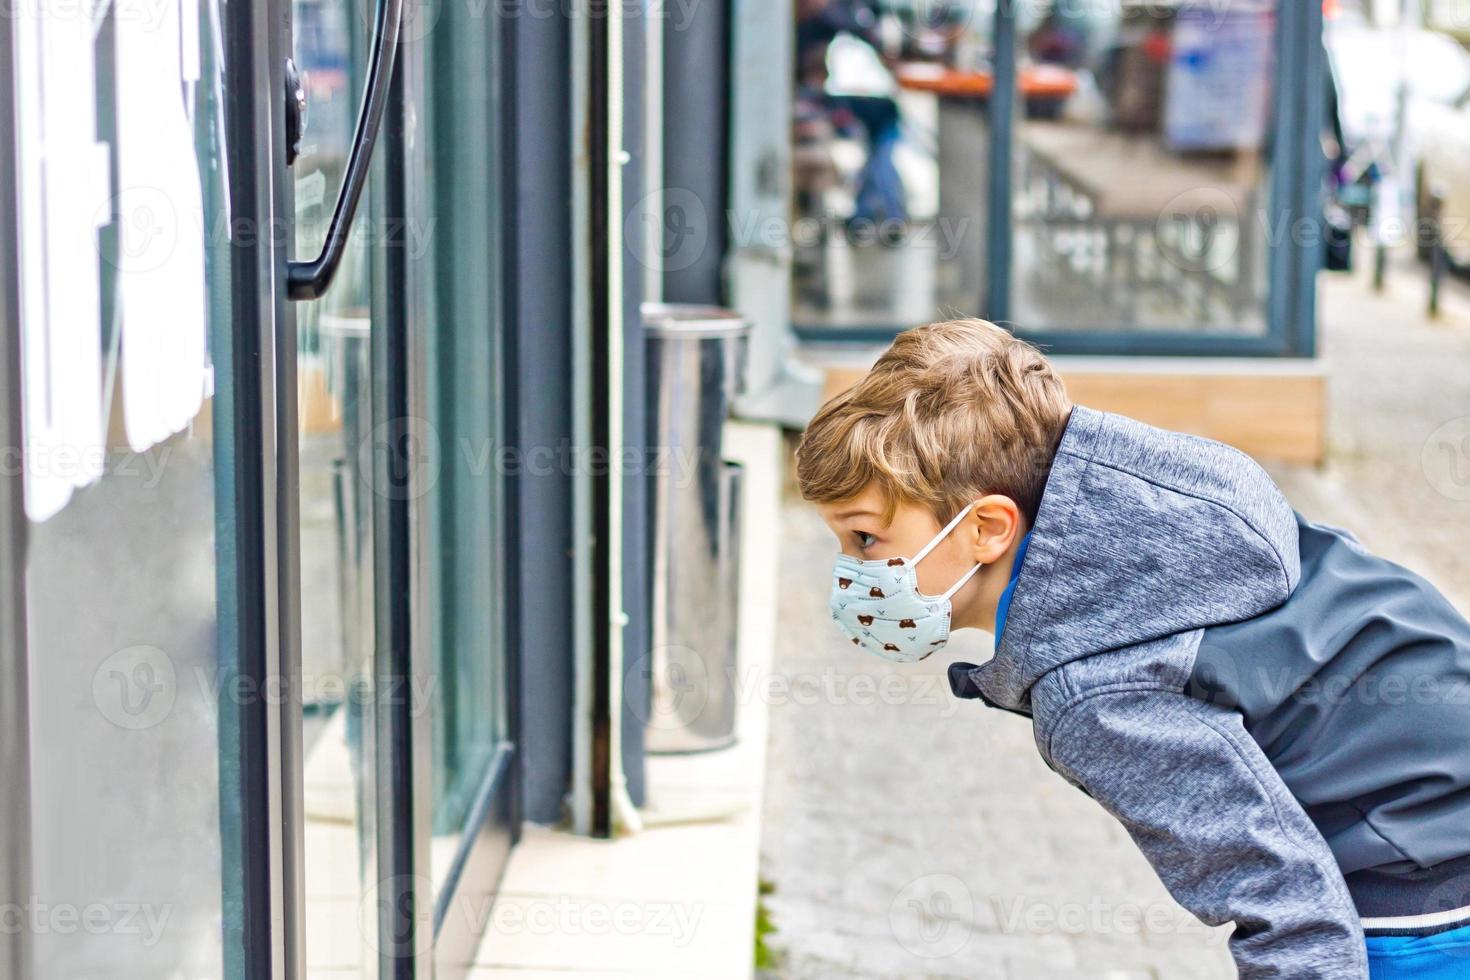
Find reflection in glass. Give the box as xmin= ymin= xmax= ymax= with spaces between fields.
xmin=791 ymin=1 xmax=993 ymax=329
xmin=21 ymin=0 xmax=232 ymax=973
xmin=1011 ymin=0 xmax=1275 ymax=333
xmin=294 ymin=0 xmax=380 ymax=974
xmin=415 ymin=0 xmax=508 ymax=895
xmin=788 ymin=0 xmax=1277 ymax=336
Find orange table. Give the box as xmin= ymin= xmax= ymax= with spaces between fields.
xmin=894 ymin=62 xmax=1078 ymax=102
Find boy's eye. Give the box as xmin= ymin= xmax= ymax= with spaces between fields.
xmin=853 ymin=531 xmax=877 ymax=550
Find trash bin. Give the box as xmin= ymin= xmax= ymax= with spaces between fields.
xmin=642 ymin=303 xmax=750 ymax=753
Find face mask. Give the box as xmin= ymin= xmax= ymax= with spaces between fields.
xmin=828 ymin=503 xmax=983 ymax=663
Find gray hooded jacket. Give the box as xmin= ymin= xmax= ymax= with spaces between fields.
xmin=949 ymin=405 xmax=1470 ymax=978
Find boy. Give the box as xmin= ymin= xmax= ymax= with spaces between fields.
xmin=796 ymin=318 xmax=1470 ymax=979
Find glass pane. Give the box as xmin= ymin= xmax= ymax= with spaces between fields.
xmin=16 ymin=0 xmax=233 ymax=972
xmin=413 ymin=0 xmax=509 ymax=892
xmin=791 ymin=2 xmax=993 ymax=330
xmin=293 ymin=2 xmax=380 ymax=974
xmin=1010 ymin=0 xmax=1275 ymax=334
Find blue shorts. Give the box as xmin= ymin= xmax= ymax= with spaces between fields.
xmin=1367 ymin=923 xmax=1470 ymax=979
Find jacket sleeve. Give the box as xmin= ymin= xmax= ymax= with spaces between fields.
xmin=1041 ymin=688 xmax=1368 ymax=979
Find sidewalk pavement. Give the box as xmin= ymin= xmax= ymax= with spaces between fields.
xmin=757 ymin=258 xmax=1470 ymax=979
xmin=469 ymin=422 xmax=784 ymax=979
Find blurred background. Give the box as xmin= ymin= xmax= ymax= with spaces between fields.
xmin=3 ymin=0 xmax=1469 ymax=978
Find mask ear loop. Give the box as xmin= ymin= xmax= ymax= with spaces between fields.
xmin=911 ymin=501 xmax=978 ymax=566
xmin=941 ymin=560 xmax=984 ymax=601
xmin=911 ymin=502 xmax=984 ymax=602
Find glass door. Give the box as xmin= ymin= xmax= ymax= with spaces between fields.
xmin=280 ymin=0 xmax=516 ymax=971
xmin=9 ymin=0 xmax=285 ymax=972
xmin=289 ymin=1 xmax=386 ymax=973
xmin=418 ymin=16 xmax=509 ymax=884
xmin=402 ymin=0 xmax=518 ymax=969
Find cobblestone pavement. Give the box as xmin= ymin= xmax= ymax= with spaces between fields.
xmin=757 ymin=260 xmax=1470 ymax=979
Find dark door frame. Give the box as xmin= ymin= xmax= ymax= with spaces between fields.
xmin=221 ymin=0 xmax=294 ymax=972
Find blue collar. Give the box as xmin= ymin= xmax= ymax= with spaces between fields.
xmin=993 ymin=530 xmax=1033 ymax=644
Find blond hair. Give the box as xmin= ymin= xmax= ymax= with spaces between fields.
xmin=796 ymin=318 xmax=1072 ymax=525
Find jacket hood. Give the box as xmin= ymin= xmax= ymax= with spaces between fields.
xmin=955 ymin=405 xmax=1301 ymax=711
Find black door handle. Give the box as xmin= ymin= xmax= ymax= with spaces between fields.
xmin=285 ymin=0 xmax=402 ymax=301
xmin=284 ymin=58 xmax=306 ymax=167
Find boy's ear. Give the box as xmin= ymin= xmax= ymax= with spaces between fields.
xmin=967 ymin=495 xmax=1022 ymax=564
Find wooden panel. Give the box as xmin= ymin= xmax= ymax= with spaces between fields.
xmin=299 ymin=363 xmax=343 ymax=436
xmin=820 ymin=363 xmax=1325 ymax=466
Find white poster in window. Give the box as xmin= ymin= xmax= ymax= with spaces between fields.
xmin=1164 ymin=1 xmax=1276 ymax=153
xmin=115 ymin=0 xmax=209 ymax=452
xmin=15 ymin=0 xmax=110 ymax=522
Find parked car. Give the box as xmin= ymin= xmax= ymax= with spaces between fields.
xmin=1326 ymin=21 xmax=1470 ymax=160
xmin=1416 ymin=90 xmax=1470 ymax=270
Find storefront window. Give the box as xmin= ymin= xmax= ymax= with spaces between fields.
xmin=791 ymin=1 xmax=997 ymax=329
xmin=789 ymin=0 xmax=1285 ymax=342
xmin=1010 ymin=0 xmax=1275 ymax=335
